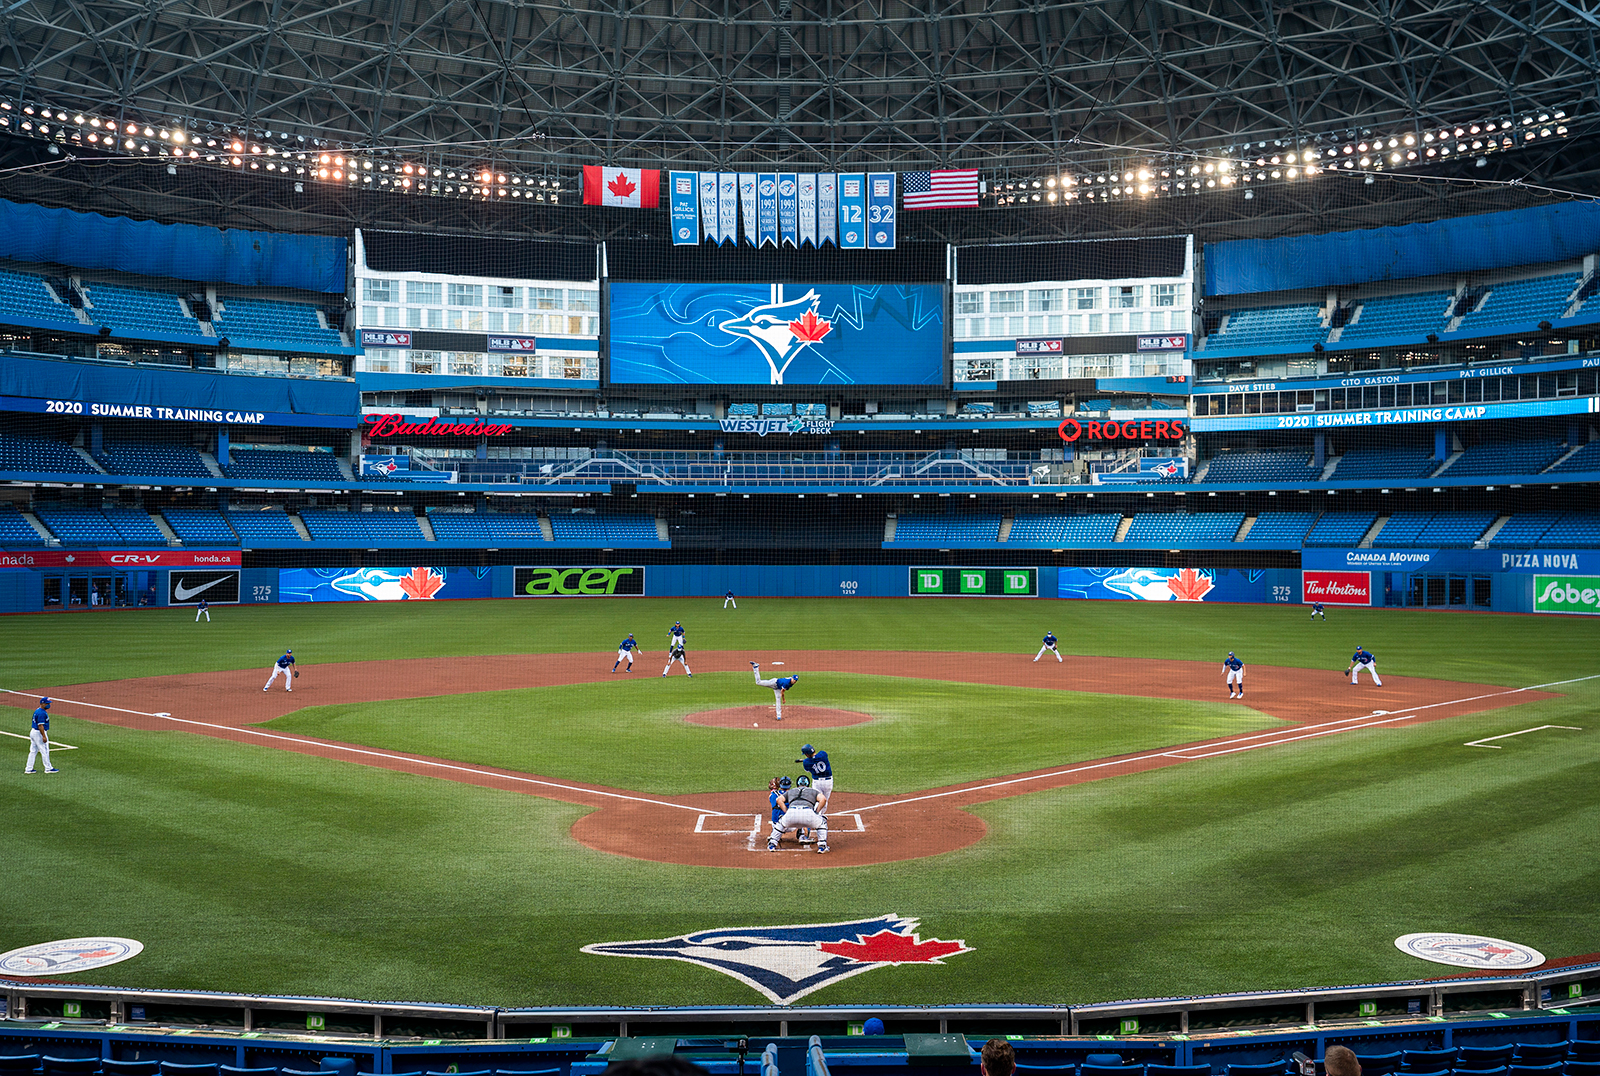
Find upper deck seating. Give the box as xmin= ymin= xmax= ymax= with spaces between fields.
xmin=1455 ymin=273 xmax=1580 ymax=330
xmin=299 ymin=510 xmax=424 ymax=543
xmin=1331 ymin=448 xmax=1439 ymax=481
xmin=1539 ymin=514 xmax=1600 ymax=546
xmin=547 ymin=512 xmax=661 ymax=543
xmin=0 ymin=435 xmax=99 ymax=474
xmin=427 ymin=511 xmax=547 ymax=542
xmin=1202 ymin=451 xmax=1318 ymax=484
xmin=224 ymin=510 xmax=304 ymax=542
xmin=100 ymin=506 xmax=167 ymax=543
xmin=161 ymin=508 xmax=239 ymax=545
xmin=1304 ymin=511 xmax=1379 ymax=546
xmin=222 ymin=449 xmax=346 ymax=483
xmin=1239 ymin=511 xmax=1317 ymax=545
xmin=1007 ymin=513 xmax=1122 ymax=545
xmin=82 ymin=281 xmax=205 ymax=338
xmin=1207 ymin=303 xmax=1326 ymax=351
xmin=1123 ymin=512 xmax=1245 ymax=544
xmin=0 ymin=268 xmax=81 ymax=325
xmin=212 ymin=296 xmax=344 ymax=350
xmin=94 ymin=442 xmax=213 ymax=478
xmin=1546 ymin=442 xmax=1600 ymax=474
xmin=889 ymin=514 xmax=1003 ymax=543
xmin=33 ymin=505 xmax=124 ymax=544
xmin=1445 ymin=440 xmax=1567 ymax=478
xmin=0 ymin=503 xmax=45 ymax=545
xmin=1488 ymin=511 xmax=1563 ymax=546
xmin=1339 ymin=290 xmax=1453 ymax=342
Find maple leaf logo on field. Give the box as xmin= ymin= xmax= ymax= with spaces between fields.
xmin=819 ymin=929 xmax=971 ymax=964
xmin=398 ymin=567 xmax=446 ymax=600
xmin=788 ymin=308 xmax=833 ymax=343
xmin=607 ymin=172 xmax=637 ymax=199
xmin=1166 ymin=568 xmax=1215 ymax=602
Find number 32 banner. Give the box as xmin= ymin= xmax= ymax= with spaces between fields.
xmin=669 ymin=171 xmax=896 ymax=249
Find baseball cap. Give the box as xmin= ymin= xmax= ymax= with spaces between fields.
xmin=1228 ymin=651 xmax=1234 ymax=656
xmin=39 ymin=697 xmax=49 ymax=707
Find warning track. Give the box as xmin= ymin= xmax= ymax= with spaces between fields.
xmin=3 ymin=652 xmax=1558 ymax=869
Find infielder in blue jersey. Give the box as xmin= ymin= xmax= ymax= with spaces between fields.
xmin=670 ymin=621 xmax=685 ymax=648
xmin=264 ymin=649 xmax=295 ymax=691
xmin=1222 ymin=652 xmax=1245 ymax=698
xmin=798 ymin=743 xmax=835 ymax=813
xmin=1347 ymin=646 xmax=1381 ymax=685
xmin=751 ymin=662 xmax=799 ymax=720
xmin=612 ymin=633 xmax=641 ymax=673
xmin=25 ymin=697 xmax=58 ymax=774
xmin=1034 ymin=631 xmax=1062 ymax=663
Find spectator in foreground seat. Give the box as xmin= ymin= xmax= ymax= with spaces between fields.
xmin=981 ymin=1039 xmax=1016 ymax=1076
xmin=1325 ymin=1045 xmax=1361 ymax=1076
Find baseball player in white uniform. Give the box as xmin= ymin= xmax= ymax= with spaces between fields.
xmin=1222 ymin=652 xmax=1245 ymax=698
xmin=723 ymin=588 xmax=737 ymax=609
xmin=1034 ymin=631 xmax=1062 ymax=662
xmin=1348 ymin=646 xmax=1381 ymax=685
xmin=768 ymin=779 xmax=829 ymax=854
xmin=26 ymin=697 xmax=58 ymax=774
xmin=264 ymin=649 xmax=295 ymax=691
xmin=195 ymin=598 xmax=210 ymax=622
xmin=751 ymin=662 xmax=799 ymax=720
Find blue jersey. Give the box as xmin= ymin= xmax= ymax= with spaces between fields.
xmin=773 ymin=675 xmax=798 ymax=691
xmin=619 ymin=637 xmax=638 ymax=652
xmin=670 ymin=624 xmax=684 ymax=638
xmin=275 ymin=652 xmax=295 ymax=668
xmin=1352 ymin=649 xmax=1374 ymax=664
xmin=31 ymin=707 xmax=49 ymax=732
xmin=1312 ymin=602 xmax=1324 ymax=612
xmin=801 ymin=750 xmax=833 ymax=780
xmin=770 ymin=790 xmax=786 ymax=823
xmin=726 ymin=590 xmax=734 ymax=597
xmin=1042 ymin=633 xmax=1058 ymax=647
xmin=1223 ymin=655 xmax=1243 ymax=671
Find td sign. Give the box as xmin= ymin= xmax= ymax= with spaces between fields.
xmin=911 ymin=567 xmax=1037 ymax=597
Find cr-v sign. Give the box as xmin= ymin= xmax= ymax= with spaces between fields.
xmin=514 ymin=566 xmax=645 ymax=597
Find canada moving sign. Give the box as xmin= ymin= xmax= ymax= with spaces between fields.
xmin=1303 ymin=570 xmax=1371 ymax=605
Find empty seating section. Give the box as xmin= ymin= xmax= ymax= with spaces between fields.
xmin=33 ymin=506 xmax=127 ymax=544
xmin=299 ymin=510 xmax=423 ymax=542
xmin=890 ymin=513 xmax=1002 ymax=543
xmin=1372 ymin=511 xmax=1496 ymax=548
xmin=214 ymin=296 xmax=344 ymax=350
xmin=1007 ymin=512 xmax=1122 ymax=544
xmin=94 ymin=441 xmax=213 ymax=478
xmin=1536 ymin=513 xmax=1600 ymax=546
xmin=223 ymin=449 xmax=347 ymax=482
xmin=1209 ymin=303 xmax=1326 ymax=351
xmin=1332 ymin=448 xmax=1439 ymax=480
xmin=1239 ymin=511 xmax=1316 ymax=544
xmin=1305 ymin=511 xmax=1379 ymax=545
xmin=1202 ymin=451 xmax=1317 ymax=484
xmin=100 ymin=505 xmax=168 ymax=543
xmin=1124 ymin=512 xmax=1244 ymax=544
xmin=760 ymin=402 xmax=794 ymax=416
xmin=1456 ymin=272 xmax=1579 ymax=328
xmin=0 ymin=435 xmax=98 ymax=473
xmin=1340 ymin=290 xmax=1452 ymax=341
xmin=547 ymin=512 xmax=661 ymax=543
xmin=0 ymin=268 xmax=79 ymax=323
xmin=1547 ymin=442 xmax=1600 ymax=473
xmin=162 ymin=507 xmax=239 ymax=544
xmin=0 ymin=503 xmax=44 ymax=545
xmin=83 ymin=282 xmax=203 ymax=337
xmin=1370 ymin=511 xmax=1433 ymax=547
xmin=427 ymin=511 xmax=547 ymax=542
xmin=224 ymin=510 xmax=303 ymax=541
xmin=1446 ymin=440 xmax=1567 ymax=477
xmin=1489 ymin=511 xmax=1564 ymax=546
xmin=727 ymin=403 xmax=759 ymax=416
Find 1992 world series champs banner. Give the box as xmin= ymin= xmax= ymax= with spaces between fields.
xmin=608 ymin=282 xmax=944 ymax=386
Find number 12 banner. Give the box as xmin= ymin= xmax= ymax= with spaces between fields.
xmin=671 ymin=171 xmax=896 ymax=249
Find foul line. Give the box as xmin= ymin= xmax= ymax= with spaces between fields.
xmin=0 ymin=730 xmax=78 ymax=750
xmin=1465 ymin=725 xmax=1583 ymax=748
xmin=856 ymin=672 xmax=1600 ymax=814
xmin=0 ymin=688 xmax=702 ymax=814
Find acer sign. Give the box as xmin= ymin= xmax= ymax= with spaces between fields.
xmin=1303 ymin=570 xmax=1372 ymax=606
xmin=1058 ymin=418 xmax=1188 ymax=442
xmin=515 ymin=566 xmax=646 ymax=597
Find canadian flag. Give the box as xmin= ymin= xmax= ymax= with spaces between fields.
xmin=582 ymin=166 xmax=660 ymax=208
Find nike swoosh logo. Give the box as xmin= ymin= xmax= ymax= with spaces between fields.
xmin=174 ymin=577 xmax=227 ymax=601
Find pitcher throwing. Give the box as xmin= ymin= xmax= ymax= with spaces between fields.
xmin=751 ymin=662 xmax=800 ymax=721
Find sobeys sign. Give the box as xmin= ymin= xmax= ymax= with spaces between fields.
xmin=515 ymin=566 xmax=645 ymax=597
xmin=1533 ymin=575 xmax=1600 ymax=615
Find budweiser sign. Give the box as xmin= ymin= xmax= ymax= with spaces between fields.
xmin=1303 ymin=570 xmax=1371 ymax=606
xmin=363 ymin=414 xmax=515 ymax=438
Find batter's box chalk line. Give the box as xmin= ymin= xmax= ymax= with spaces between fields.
xmin=697 ymin=812 xmax=865 ymax=834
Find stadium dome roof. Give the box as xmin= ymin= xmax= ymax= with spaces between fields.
xmin=0 ymin=0 xmax=1595 ymax=241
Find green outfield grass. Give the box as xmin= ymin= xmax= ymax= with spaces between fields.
xmin=3 ymin=597 xmax=1598 ymax=1008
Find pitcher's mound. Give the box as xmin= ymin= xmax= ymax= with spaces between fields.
xmin=686 ymin=705 xmax=874 ymax=729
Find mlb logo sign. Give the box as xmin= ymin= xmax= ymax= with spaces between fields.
xmin=873 ymin=178 xmax=891 ymax=197
xmin=842 ymin=178 xmax=860 ymax=197
xmin=677 ymin=176 xmax=694 ymax=194
xmin=1303 ymin=570 xmax=1372 ymax=605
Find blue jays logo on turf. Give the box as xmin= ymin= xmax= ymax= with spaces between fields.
xmin=582 ymin=915 xmax=972 ymax=1003
xmin=1394 ymin=932 xmax=1545 ymax=969
xmin=0 ymin=937 xmax=143 ymax=976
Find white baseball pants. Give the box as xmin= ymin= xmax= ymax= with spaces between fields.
xmin=1352 ymin=661 xmax=1381 ymax=685
xmin=264 ymin=665 xmax=293 ymax=691
xmin=26 ymin=728 xmax=52 ymax=772
xmin=1034 ymin=644 xmax=1061 ymax=662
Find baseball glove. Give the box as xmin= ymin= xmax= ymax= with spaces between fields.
xmin=1342 ymin=668 xmax=1351 ymax=676
xmin=293 ymin=669 xmax=300 ymax=679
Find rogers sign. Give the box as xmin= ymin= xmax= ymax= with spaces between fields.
xmin=1058 ymin=418 xmax=1187 ymax=442
xmin=1303 ymin=570 xmax=1371 ymax=606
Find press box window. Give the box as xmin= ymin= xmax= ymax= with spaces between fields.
xmin=1029 ymin=289 xmax=1063 ymax=312
xmin=568 ymin=289 xmax=599 ymax=312
xmin=489 ymin=286 xmax=521 ymax=309
xmin=530 ymin=287 xmax=562 ymax=310
xmin=1070 ymin=287 xmax=1101 ymax=310
xmin=1151 ymin=283 xmax=1180 ymax=307
xmin=1111 ymin=286 xmax=1141 ymax=309
xmin=448 ymin=283 xmax=483 ymax=307
xmin=407 ymin=281 xmax=441 ymax=305
xmin=955 ymin=292 xmax=985 ymax=315
xmin=363 ymin=279 xmax=396 ymax=303
xmin=990 ymin=291 xmax=1024 ymax=314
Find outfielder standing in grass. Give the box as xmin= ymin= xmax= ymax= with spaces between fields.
xmin=195 ymin=598 xmax=210 ymax=623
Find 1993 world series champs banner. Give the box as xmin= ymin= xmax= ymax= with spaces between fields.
xmin=668 ymin=171 xmax=897 ymax=249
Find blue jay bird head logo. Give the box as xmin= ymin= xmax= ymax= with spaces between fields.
xmin=582 ymin=915 xmax=971 ymax=1003
xmin=718 ymin=289 xmax=834 ymax=385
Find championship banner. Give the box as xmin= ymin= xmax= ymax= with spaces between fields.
xmin=777 ymin=173 xmax=798 ymax=247
xmin=698 ymin=171 xmax=720 ymax=244
xmin=797 ymin=174 xmax=818 ymax=248
xmin=818 ymin=173 xmax=838 ymax=247
xmin=739 ymin=173 xmax=758 ymax=246
xmin=668 ymin=171 xmax=699 ymax=246
xmin=718 ymin=173 xmax=739 ymax=245
xmin=838 ymin=173 xmax=866 ymax=249
xmin=757 ymin=173 xmax=779 ymax=248
xmin=866 ymin=172 xmax=897 ymax=249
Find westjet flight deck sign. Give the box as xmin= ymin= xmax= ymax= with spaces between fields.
xmin=609 ymin=282 xmax=943 ymax=385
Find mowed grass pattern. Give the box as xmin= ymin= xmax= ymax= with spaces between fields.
xmin=2 ymin=597 xmax=1598 ymax=1006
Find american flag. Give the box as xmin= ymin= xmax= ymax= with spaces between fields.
xmin=901 ymin=169 xmax=981 ymax=209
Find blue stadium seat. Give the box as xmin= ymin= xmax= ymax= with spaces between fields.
xmin=548 ymin=512 xmax=662 ymax=543
xmin=889 ymin=513 xmax=1003 ymax=544
xmin=1208 ymin=303 xmax=1327 ymax=351
xmin=223 ymin=449 xmax=347 ymax=483
xmin=1514 ymin=1046 xmax=1571 ymax=1067
xmin=0 ymin=1059 xmax=42 ymax=1076
xmin=160 ymin=1064 xmax=220 ymax=1076
xmin=0 ymin=503 xmax=45 ymax=545
xmin=1487 ymin=512 xmax=1563 ymax=547
xmin=1239 ymin=511 xmax=1316 ymax=545
xmin=1340 ymin=290 xmax=1453 ymax=342
xmin=1399 ymin=1049 xmax=1456 ymax=1072
xmin=1008 ymin=512 xmax=1122 ymax=545
xmin=1124 ymin=512 xmax=1244 ymax=544
xmin=0 ymin=268 xmax=82 ymax=325
xmin=40 ymin=1059 xmax=99 ymax=1076
xmin=224 ymin=510 xmax=304 ymax=542
xmin=211 ymin=296 xmax=344 ymax=351
xmin=1304 ymin=511 xmax=1379 ymax=546
xmin=1201 ymin=451 xmax=1317 ymax=484
xmin=1332 ymin=448 xmax=1439 ymax=481
xmin=0 ymin=434 xmax=100 ymax=474
xmin=82 ymin=281 xmax=206 ymax=339
xmin=1351 ymin=1053 xmax=1402 ymax=1076
xmin=1458 ymin=1047 xmax=1516 ymax=1068
xmin=1446 ymin=440 xmax=1567 ymax=478
xmin=1455 ymin=273 xmax=1579 ymax=330
xmin=162 ymin=508 xmax=239 ymax=545
xmin=94 ymin=441 xmax=213 ymax=479
xmin=1547 ymin=442 xmax=1600 ymax=474
xmin=102 ymin=1063 xmax=159 ymax=1076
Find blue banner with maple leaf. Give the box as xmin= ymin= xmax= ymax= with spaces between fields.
xmin=607 ymin=282 xmax=944 ymax=385
xmin=1058 ymin=566 xmax=1276 ymax=603
xmin=278 ymin=566 xmax=493 ymax=602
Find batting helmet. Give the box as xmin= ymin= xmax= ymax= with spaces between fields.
xmin=796 ymin=774 xmax=812 ymax=787
xmin=778 ymin=776 xmax=793 ymax=790
xmin=801 ymin=744 xmax=815 ymax=757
